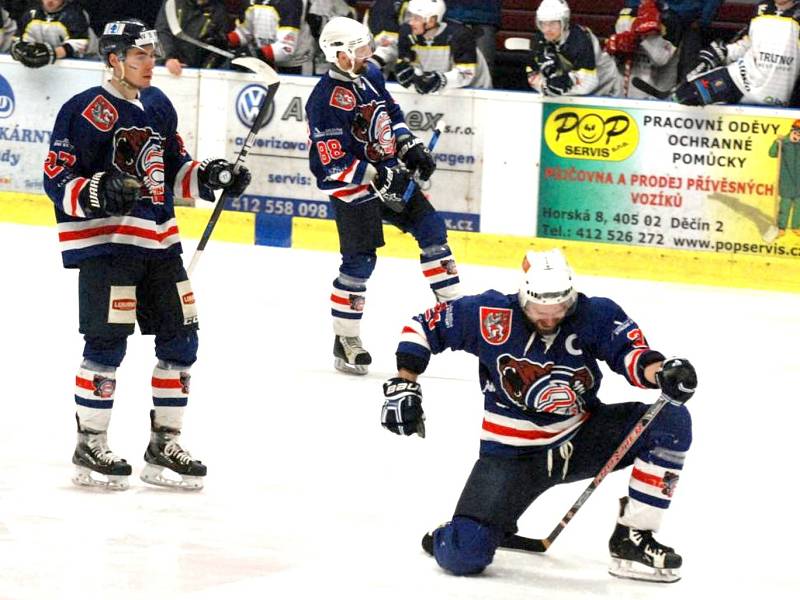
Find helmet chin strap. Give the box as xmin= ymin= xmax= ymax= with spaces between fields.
xmin=111 ymin=61 xmax=143 ymax=92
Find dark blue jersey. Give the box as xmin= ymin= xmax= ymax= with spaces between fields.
xmin=43 ymin=82 xmax=213 ymax=268
xmin=305 ymin=64 xmax=411 ymax=205
xmin=396 ymin=291 xmax=662 ymax=457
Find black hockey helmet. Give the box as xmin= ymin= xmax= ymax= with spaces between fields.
xmin=99 ymin=19 xmax=163 ymax=64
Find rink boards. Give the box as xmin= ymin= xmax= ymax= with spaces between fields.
xmin=1 ymin=57 xmax=800 ymax=292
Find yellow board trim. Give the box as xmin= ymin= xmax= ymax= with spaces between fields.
xmin=2 ymin=192 xmax=797 ymax=293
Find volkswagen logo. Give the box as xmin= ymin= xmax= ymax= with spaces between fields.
xmin=236 ymin=84 xmax=274 ymax=129
xmin=0 ymin=74 xmax=15 ymax=119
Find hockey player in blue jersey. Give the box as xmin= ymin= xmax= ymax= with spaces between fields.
xmin=43 ymin=19 xmax=251 ymax=491
xmin=306 ymin=16 xmax=462 ymax=376
xmin=381 ymin=249 xmax=698 ymax=583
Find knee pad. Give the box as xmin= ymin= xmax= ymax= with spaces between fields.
xmin=155 ymin=330 xmax=198 ymax=366
xmin=83 ymin=335 xmax=127 ymax=367
xmin=339 ymin=252 xmax=377 ymax=280
xmin=432 ymin=516 xmax=503 ymax=576
xmin=641 ymin=403 xmax=692 ymax=465
xmin=411 ymin=212 xmax=448 ymax=249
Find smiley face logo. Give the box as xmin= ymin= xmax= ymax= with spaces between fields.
xmin=577 ymin=114 xmax=604 ymax=144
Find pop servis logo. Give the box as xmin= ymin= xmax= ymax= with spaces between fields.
xmin=544 ymin=106 xmax=638 ymax=161
xmin=0 ymin=74 xmax=15 ymax=119
xmin=235 ymin=84 xmax=275 ymax=129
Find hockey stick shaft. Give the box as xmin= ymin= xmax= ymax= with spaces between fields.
xmin=509 ymin=393 xmax=672 ymax=553
xmin=187 ymin=77 xmax=280 ymax=276
xmin=401 ymin=122 xmax=444 ymax=202
xmin=165 ymin=0 xmax=234 ymax=59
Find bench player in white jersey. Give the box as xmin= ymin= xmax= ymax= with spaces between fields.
xmin=667 ymin=0 xmax=800 ymax=106
xmin=525 ymin=0 xmax=620 ymax=97
xmin=10 ymin=0 xmax=92 ymax=68
xmin=394 ymin=0 xmax=492 ymax=94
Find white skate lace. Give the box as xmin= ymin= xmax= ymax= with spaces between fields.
xmin=164 ymin=440 xmax=193 ymax=465
xmin=631 ymin=529 xmax=667 ymax=558
xmin=87 ymin=435 xmax=124 ymax=465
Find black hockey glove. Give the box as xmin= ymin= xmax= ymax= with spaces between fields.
xmin=687 ymin=40 xmax=727 ymax=80
xmin=381 ymin=377 xmax=425 ymax=438
xmin=543 ymin=72 xmax=573 ymax=96
xmin=655 ymin=358 xmax=697 ymax=405
xmin=11 ymin=40 xmax=56 ymax=68
xmin=414 ymin=71 xmax=446 ymax=95
xmin=397 ymin=134 xmax=436 ymax=181
xmin=539 ymin=55 xmax=560 ymax=79
xmin=198 ymin=159 xmax=252 ymax=197
xmin=394 ymin=59 xmax=417 ymax=88
xmin=79 ymin=171 xmax=142 ymax=217
xmin=373 ymin=164 xmax=413 ymax=212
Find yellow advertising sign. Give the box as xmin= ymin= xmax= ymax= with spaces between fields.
xmin=544 ymin=106 xmax=639 ymax=161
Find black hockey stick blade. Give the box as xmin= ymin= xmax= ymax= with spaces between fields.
xmin=631 ymin=77 xmax=673 ymax=100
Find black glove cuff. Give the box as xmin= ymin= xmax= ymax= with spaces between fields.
xmin=87 ymin=172 xmax=105 ymax=212
xmin=396 ymin=351 xmax=427 ymax=375
xmin=637 ymin=349 xmax=666 ymax=389
xmin=397 ymin=135 xmax=422 ymax=161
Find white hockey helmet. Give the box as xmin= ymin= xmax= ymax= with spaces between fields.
xmin=407 ymin=0 xmax=447 ymax=22
xmin=536 ymin=0 xmax=571 ymax=38
xmin=518 ymin=249 xmax=577 ymax=308
xmin=319 ymin=16 xmax=375 ymax=64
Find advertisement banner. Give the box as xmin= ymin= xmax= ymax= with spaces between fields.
xmin=538 ymin=102 xmax=800 ymax=259
xmin=223 ymin=77 xmax=483 ymax=232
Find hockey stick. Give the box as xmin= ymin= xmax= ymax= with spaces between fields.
xmin=186 ymin=67 xmax=280 ymax=276
xmin=401 ymin=120 xmax=445 ymax=202
xmin=500 ymin=392 xmax=673 ymax=553
xmin=504 ymin=37 xmax=532 ymax=51
xmin=631 ymin=77 xmax=673 ymax=100
xmin=165 ymin=0 xmax=234 ymax=59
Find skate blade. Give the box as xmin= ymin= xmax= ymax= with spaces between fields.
xmin=334 ymin=358 xmax=369 ymax=375
xmin=72 ymin=466 xmax=129 ymax=491
xmin=140 ymin=464 xmax=204 ymax=491
xmin=608 ymin=558 xmax=681 ymax=583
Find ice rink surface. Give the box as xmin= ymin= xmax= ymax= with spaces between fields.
xmin=1 ymin=222 xmax=798 ymax=600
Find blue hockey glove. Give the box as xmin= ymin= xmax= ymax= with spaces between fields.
xmin=382 ymin=377 xmax=425 ymax=437
xmin=198 ymin=159 xmax=251 ymax=197
xmin=397 ymin=134 xmax=436 ymax=181
xmin=655 ymin=358 xmax=697 ymax=405
xmin=373 ymin=164 xmax=413 ymax=212
xmin=79 ymin=171 xmax=142 ymax=217
xmin=414 ymin=71 xmax=446 ymax=95
xmin=394 ymin=59 xmax=417 ymax=87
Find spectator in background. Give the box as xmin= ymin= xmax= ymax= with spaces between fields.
xmin=395 ymin=0 xmax=492 ymax=94
xmin=155 ymin=0 xmax=230 ymax=76
xmin=623 ymin=0 xmax=723 ymax=80
xmin=226 ymin=0 xmax=315 ymax=74
xmin=526 ymin=0 xmax=619 ymax=97
xmin=4 ymin=0 xmax=35 ymax=24
xmin=1 ymin=1 xmax=18 ymax=52
xmin=307 ymin=0 xmax=358 ymax=73
xmin=11 ymin=0 xmax=93 ymax=68
xmin=445 ymin=0 xmax=501 ymax=75
xmin=77 ymin=1 xmax=163 ymax=32
xmin=606 ymin=0 xmax=680 ymax=98
xmin=364 ymin=0 xmax=409 ymax=76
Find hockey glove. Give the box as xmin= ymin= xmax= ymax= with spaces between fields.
xmin=538 ymin=55 xmax=560 ymax=79
xmin=687 ymin=40 xmax=727 ymax=80
xmin=397 ymin=134 xmax=436 ymax=181
xmin=394 ymin=59 xmax=417 ymax=87
xmin=632 ymin=0 xmax=661 ymax=36
xmin=415 ymin=71 xmax=446 ymax=95
xmin=605 ymin=31 xmax=638 ymax=56
xmin=373 ymin=164 xmax=413 ymax=212
xmin=11 ymin=40 xmax=56 ymax=68
xmin=655 ymin=358 xmax=697 ymax=405
xmin=381 ymin=377 xmax=425 ymax=438
xmin=543 ymin=72 xmax=573 ymax=96
xmin=79 ymin=171 xmax=142 ymax=217
xmin=198 ymin=159 xmax=252 ymax=197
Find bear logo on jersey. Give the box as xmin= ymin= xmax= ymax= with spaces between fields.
xmin=497 ymin=355 xmax=589 ymax=416
xmin=113 ymin=126 xmax=166 ymax=204
xmin=351 ymin=100 xmax=395 ymax=161
xmin=480 ymin=307 xmax=512 ymax=345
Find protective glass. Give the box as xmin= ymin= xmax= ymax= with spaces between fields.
xmin=524 ymin=300 xmax=571 ymax=322
xmin=134 ymin=29 xmax=164 ymax=59
xmin=352 ymin=40 xmax=375 ymax=60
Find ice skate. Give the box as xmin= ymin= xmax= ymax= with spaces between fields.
xmin=140 ymin=410 xmax=206 ymax=490
xmin=608 ymin=522 xmax=682 ymax=583
xmin=72 ymin=416 xmax=132 ymax=491
xmin=333 ymin=335 xmax=372 ymax=375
